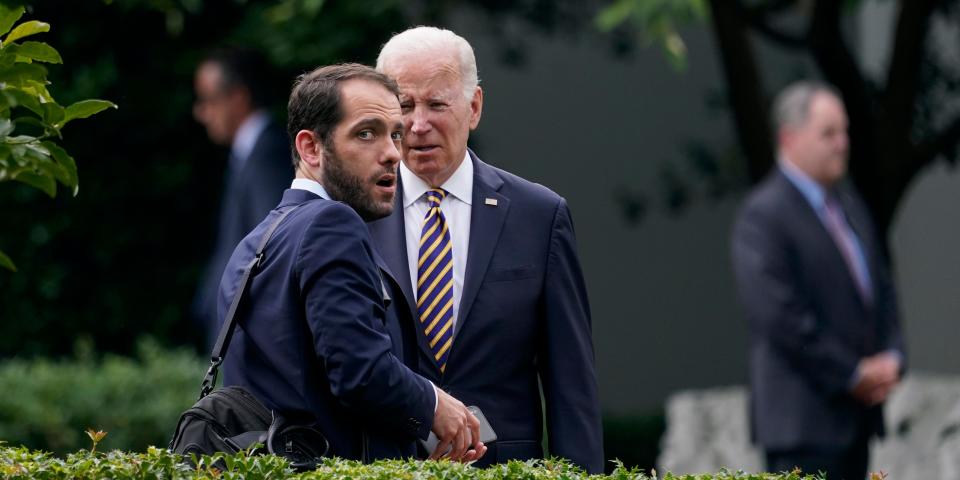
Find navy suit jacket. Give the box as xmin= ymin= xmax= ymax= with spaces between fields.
xmin=368 ymin=151 xmax=604 ymax=473
xmin=731 ymin=169 xmax=904 ymax=451
xmin=219 ymin=188 xmax=435 ymax=460
xmin=196 ymin=120 xmax=293 ymax=339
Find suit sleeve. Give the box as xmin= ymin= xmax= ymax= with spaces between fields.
xmin=537 ymin=199 xmax=604 ymax=474
xmin=732 ymin=206 xmax=861 ymax=396
xmin=297 ymin=204 xmax=434 ymax=440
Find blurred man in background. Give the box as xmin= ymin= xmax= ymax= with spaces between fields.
xmin=192 ymin=48 xmax=292 ymax=340
xmin=731 ymin=81 xmax=905 ymax=480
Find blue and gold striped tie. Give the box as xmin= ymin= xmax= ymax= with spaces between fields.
xmin=417 ymin=188 xmax=455 ymax=373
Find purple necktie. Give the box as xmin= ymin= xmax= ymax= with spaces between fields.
xmin=417 ymin=189 xmax=454 ymax=373
xmin=823 ymin=195 xmax=873 ymax=304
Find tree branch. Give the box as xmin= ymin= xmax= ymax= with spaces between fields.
xmin=734 ymin=0 xmax=807 ymax=50
xmin=707 ymin=0 xmax=774 ymax=183
xmin=884 ymin=0 xmax=938 ymax=133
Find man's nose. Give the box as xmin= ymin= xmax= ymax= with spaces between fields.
xmin=408 ymin=110 xmax=431 ymax=135
xmin=383 ymin=138 xmax=402 ymax=164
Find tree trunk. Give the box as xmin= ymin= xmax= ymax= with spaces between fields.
xmin=707 ymin=0 xmax=773 ymax=183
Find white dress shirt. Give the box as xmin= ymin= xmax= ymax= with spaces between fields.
xmin=290 ymin=178 xmax=330 ymax=199
xmin=401 ymin=151 xmax=473 ymax=333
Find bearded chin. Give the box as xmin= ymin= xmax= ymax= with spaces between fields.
xmin=322 ymin=147 xmax=393 ymax=222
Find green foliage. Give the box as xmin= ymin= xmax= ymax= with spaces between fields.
xmin=0 ymin=446 xmax=824 ymax=480
xmin=0 ymin=0 xmax=408 ymax=357
xmin=595 ymin=0 xmax=708 ymax=70
xmin=0 ymin=5 xmax=116 ymax=271
xmin=603 ymin=413 xmax=665 ymax=473
xmin=0 ymin=339 xmax=202 ymax=454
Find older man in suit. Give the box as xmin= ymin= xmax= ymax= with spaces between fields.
xmin=369 ymin=27 xmax=603 ymax=472
xmin=193 ymin=48 xmax=292 ymax=341
xmin=731 ymin=81 xmax=905 ymax=480
xmin=219 ymin=63 xmax=485 ymax=462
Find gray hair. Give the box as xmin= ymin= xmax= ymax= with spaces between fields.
xmin=772 ymin=81 xmax=842 ymax=131
xmin=376 ymin=26 xmax=480 ymax=101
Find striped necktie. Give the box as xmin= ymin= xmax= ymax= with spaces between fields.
xmin=417 ymin=188 xmax=455 ymax=373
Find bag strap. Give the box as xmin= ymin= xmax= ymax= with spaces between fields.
xmin=199 ymin=205 xmax=301 ymax=399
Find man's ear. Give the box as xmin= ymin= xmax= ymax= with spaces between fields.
xmin=295 ymin=130 xmax=324 ymax=170
xmin=778 ymin=127 xmax=794 ymax=152
xmin=468 ymin=86 xmax=483 ymax=130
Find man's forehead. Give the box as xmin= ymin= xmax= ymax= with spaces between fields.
xmin=339 ymin=80 xmax=400 ymax=113
xmin=385 ymin=54 xmax=461 ymax=92
xmin=396 ymin=74 xmax=461 ymax=101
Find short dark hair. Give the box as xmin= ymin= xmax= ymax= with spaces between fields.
xmin=201 ymin=47 xmax=273 ymax=108
xmin=287 ymin=63 xmax=400 ymax=168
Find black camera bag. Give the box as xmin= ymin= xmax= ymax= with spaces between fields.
xmin=169 ymin=205 xmax=328 ymax=471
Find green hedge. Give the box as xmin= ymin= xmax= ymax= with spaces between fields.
xmin=0 ymin=446 xmax=821 ymax=480
xmin=0 ymin=339 xmax=201 ymax=453
xmin=0 ymin=342 xmax=665 ymax=470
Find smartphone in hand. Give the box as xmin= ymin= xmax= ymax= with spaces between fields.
xmin=421 ymin=405 xmax=497 ymax=455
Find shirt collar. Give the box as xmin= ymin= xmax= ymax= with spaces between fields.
xmin=779 ymin=156 xmax=827 ymax=211
xmin=401 ymin=150 xmax=474 ymax=208
xmin=230 ymin=110 xmax=270 ymax=167
xmin=290 ymin=178 xmax=330 ymax=200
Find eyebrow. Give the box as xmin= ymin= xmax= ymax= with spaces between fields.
xmin=351 ymin=117 xmax=387 ymax=130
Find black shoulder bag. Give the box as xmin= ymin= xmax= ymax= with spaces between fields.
xmin=169 ymin=205 xmax=329 ymax=471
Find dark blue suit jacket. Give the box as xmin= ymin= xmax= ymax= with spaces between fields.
xmin=219 ymin=188 xmax=435 ymax=460
xmin=731 ymin=170 xmax=905 ymax=451
xmin=196 ymin=120 xmax=293 ymax=340
xmin=368 ymin=151 xmax=604 ymax=472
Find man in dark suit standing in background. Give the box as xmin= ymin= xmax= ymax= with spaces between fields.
xmin=731 ymin=81 xmax=905 ymax=480
xmin=219 ymin=63 xmax=485 ymax=462
xmin=370 ymin=26 xmax=603 ymax=473
xmin=192 ymin=48 xmax=293 ymax=340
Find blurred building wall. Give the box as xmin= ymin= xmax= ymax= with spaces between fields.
xmin=445 ymin=5 xmax=960 ymax=413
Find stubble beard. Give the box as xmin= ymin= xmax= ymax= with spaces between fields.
xmin=322 ymin=140 xmax=394 ymax=222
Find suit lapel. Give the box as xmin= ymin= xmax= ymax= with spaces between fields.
xmin=368 ymin=179 xmax=439 ymax=366
xmin=835 ymin=186 xmax=879 ymax=302
xmin=370 ymin=181 xmax=416 ymax=309
xmin=777 ymin=172 xmax=871 ymax=308
xmin=454 ymin=152 xmax=509 ymax=342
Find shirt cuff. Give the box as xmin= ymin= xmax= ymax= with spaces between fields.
xmin=431 ymin=382 xmax=439 ymax=413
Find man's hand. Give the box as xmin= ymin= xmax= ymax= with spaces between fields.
xmin=431 ymin=389 xmax=487 ymax=462
xmin=852 ymin=352 xmax=901 ymax=406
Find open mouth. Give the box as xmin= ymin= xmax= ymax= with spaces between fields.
xmin=410 ymin=145 xmax=438 ymax=153
xmin=375 ymin=174 xmax=396 ymax=188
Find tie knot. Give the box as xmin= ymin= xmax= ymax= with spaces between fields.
xmin=425 ymin=189 xmax=447 ymax=204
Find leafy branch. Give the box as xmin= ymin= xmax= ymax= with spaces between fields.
xmin=0 ymin=5 xmax=116 ymax=271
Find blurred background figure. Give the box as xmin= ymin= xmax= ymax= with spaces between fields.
xmin=731 ymin=81 xmax=905 ymax=480
xmin=191 ymin=48 xmax=292 ymax=341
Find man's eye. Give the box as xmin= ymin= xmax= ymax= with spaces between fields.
xmin=391 ymin=131 xmax=403 ymax=141
xmin=358 ymin=130 xmax=373 ymax=139
xmin=430 ymin=102 xmax=446 ymax=110
xmin=400 ymin=103 xmax=413 ymax=112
